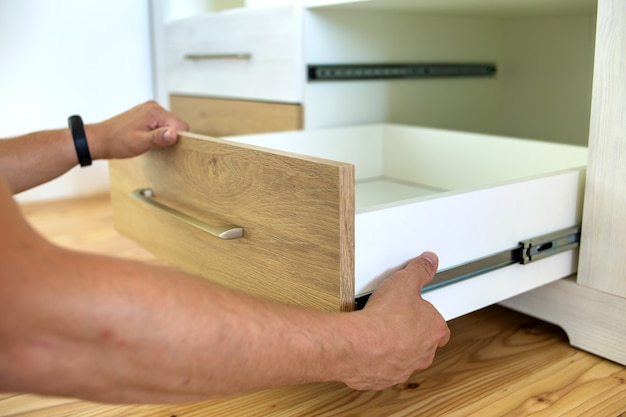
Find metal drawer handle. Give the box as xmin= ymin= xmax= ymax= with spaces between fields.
xmin=184 ymin=52 xmax=252 ymax=61
xmin=130 ymin=188 xmax=243 ymax=240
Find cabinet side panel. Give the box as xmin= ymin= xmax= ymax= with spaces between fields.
xmin=579 ymin=0 xmax=626 ymax=297
xmin=110 ymin=133 xmax=354 ymax=312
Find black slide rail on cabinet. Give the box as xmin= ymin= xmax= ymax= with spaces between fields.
xmin=308 ymin=63 xmax=497 ymax=81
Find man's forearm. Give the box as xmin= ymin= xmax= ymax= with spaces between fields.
xmin=0 ymin=129 xmax=78 ymax=193
xmin=1 ymin=238 xmax=362 ymax=403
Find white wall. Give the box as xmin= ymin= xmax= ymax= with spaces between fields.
xmin=0 ymin=0 xmax=153 ymax=202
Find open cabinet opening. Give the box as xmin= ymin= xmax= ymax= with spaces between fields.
xmin=303 ymin=1 xmax=597 ymax=147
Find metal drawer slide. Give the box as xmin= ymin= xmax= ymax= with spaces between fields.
xmin=355 ymin=226 xmax=581 ymax=310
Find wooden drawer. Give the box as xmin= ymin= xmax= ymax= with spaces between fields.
xmin=110 ymin=124 xmax=587 ymax=319
xmin=164 ymin=6 xmax=301 ymax=103
xmin=169 ymin=95 xmax=303 ymax=137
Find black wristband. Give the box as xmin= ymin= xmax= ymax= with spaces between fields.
xmin=67 ymin=115 xmax=92 ymax=167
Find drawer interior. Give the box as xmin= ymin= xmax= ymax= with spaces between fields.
xmin=227 ymin=123 xmax=588 ymax=213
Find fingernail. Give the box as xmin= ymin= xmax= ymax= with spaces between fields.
xmin=163 ymin=129 xmax=171 ymax=143
xmin=421 ymin=252 xmax=438 ymax=266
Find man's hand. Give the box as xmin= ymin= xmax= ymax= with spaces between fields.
xmin=87 ymin=101 xmax=189 ymax=160
xmin=341 ymin=252 xmax=450 ymax=391
xmin=0 ymin=101 xmax=189 ymax=194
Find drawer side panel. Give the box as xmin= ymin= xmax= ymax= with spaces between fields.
xmin=354 ymin=168 xmax=585 ymax=296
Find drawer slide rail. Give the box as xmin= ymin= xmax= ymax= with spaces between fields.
xmin=355 ymin=226 xmax=581 ymax=310
xmin=308 ymin=63 xmax=497 ymax=81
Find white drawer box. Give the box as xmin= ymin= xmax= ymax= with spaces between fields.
xmin=164 ymin=6 xmax=301 ymax=103
xmin=110 ymin=124 xmax=587 ymax=320
xmin=228 ymin=124 xmax=587 ymax=318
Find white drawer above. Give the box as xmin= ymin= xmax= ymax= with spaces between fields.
xmin=164 ymin=6 xmax=301 ymax=103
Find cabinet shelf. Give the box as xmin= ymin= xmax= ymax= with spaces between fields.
xmin=303 ymin=0 xmax=597 ymax=17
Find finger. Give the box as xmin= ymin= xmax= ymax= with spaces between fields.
xmin=150 ymin=127 xmax=179 ymax=148
xmin=171 ymin=118 xmax=189 ymax=132
xmin=156 ymin=112 xmax=189 ymax=132
xmin=403 ymin=252 xmax=439 ymax=289
xmin=439 ymin=325 xmax=451 ymax=347
xmin=423 ymin=299 xmax=451 ymax=347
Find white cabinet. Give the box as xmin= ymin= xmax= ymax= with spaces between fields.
xmin=145 ymin=0 xmax=626 ymax=364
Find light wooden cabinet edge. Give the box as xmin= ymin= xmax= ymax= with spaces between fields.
xmin=502 ymin=0 xmax=626 ymax=365
xmin=109 ymin=132 xmax=355 ymax=312
xmin=578 ymin=0 xmax=626 ymax=297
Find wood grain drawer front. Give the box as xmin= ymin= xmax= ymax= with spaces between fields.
xmin=165 ymin=6 xmax=301 ymax=103
xmin=110 ymin=133 xmax=354 ymax=312
xmin=170 ymin=95 xmax=303 ymax=137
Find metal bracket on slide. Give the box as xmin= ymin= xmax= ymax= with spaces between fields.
xmin=355 ymin=226 xmax=581 ymax=310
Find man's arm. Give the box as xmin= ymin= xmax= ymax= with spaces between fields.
xmin=0 ymin=101 xmax=188 ymax=194
xmin=0 ymin=177 xmax=449 ymax=404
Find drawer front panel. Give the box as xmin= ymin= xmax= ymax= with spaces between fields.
xmin=110 ymin=133 xmax=354 ymax=312
xmin=170 ymin=95 xmax=303 ymax=137
xmin=165 ymin=6 xmax=301 ymax=103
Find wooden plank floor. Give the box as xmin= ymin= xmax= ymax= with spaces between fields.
xmin=2 ymin=194 xmax=625 ymax=416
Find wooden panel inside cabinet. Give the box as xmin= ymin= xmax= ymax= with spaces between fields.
xmin=579 ymin=0 xmax=626 ymax=297
xmin=170 ymin=95 xmax=303 ymax=137
xmin=109 ymin=132 xmax=354 ymax=312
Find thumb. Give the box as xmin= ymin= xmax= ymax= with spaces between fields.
xmin=151 ymin=127 xmax=179 ymax=148
xmin=404 ymin=252 xmax=439 ymax=291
